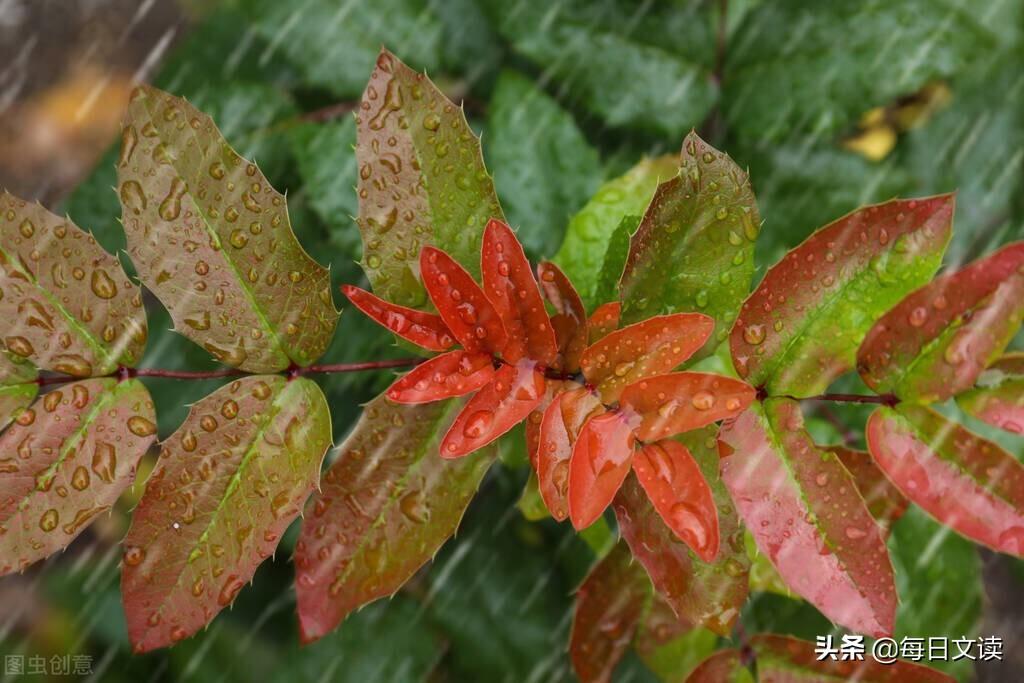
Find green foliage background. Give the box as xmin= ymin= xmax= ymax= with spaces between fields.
xmin=7 ymin=1 xmax=1022 ymax=681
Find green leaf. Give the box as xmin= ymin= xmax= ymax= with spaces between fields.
xmin=593 ymin=214 xmax=639 ymax=308
xmin=731 ymin=195 xmax=953 ymax=397
xmin=858 ymin=242 xmax=1024 ymax=402
xmin=0 ymin=378 xmax=157 ymax=575
xmin=613 ymin=427 xmax=749 ymax=636
xmin=356 ymin=49 xmax=504 ymax=307
xmin=428 ymin=0 xmax=503 ymax=82
xmin=957 ymin=353 xmax=1024 ymax=434
xmin=295 ymin=393 xmax=495 ymax=642
xmin=122 ymin=375 xmax=331 ymax=652
xmin=249 ymin=0 xmax=444 ymax=98
xmin=485 ymin=70 xmax=602 ymax=259
xmin=0 ymin=352 xmax=36 ymax=432
xmin=570 ymin=540 xmax=652 ymax=682
xmin=633 ymin=597 xmax=717 ymax=682
xmin=118 ymin=85 xmax=339 ymax=373
xmin=752 ymin=634 xmax=952 ymax=682
xmin=725 ymin=0 xmax=991 ymax=143
xmin=487 ymin=2 xmax=717 ymax=136
xmin=516 ymin=471 xmax=550 ymax=521
xmin=554 ymin=156 xmax=677 ymax=309
xmin=619 ymin=132 xmax=759 ymax=352
xmin=889 ymin=506 xmax=982 ymax=682
xmin=0 ymin=192 xmax=148 ymax=375
xmin=719 ymin=399 xmax=896 ymax=636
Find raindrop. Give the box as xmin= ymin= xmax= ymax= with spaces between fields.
xmin=128 ymin=416 xmax=157 ymax=437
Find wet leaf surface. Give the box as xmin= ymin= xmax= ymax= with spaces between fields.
xmin=537 ymin=261 xmax=588 ymax=373
xmin=957 ymin=353 xmax=1024 ymax=434
xmin=341 ymin=284 xmax=454 ymax=352
xmin=537 ymin=385 xmax=603 ymax=522
xmin=0 ymin=378 xmax=156 ymax=575
xmin=731 ymin=195 xmax=954 ymax=396
xmin=1 ymin=192 xmax=147 ymax=376
xmin=420 ymin=246 xmax=507 ymax=356
xmin=569 ymin=410 xmax=638 ymax=530
xmin=385 ymin=351 xmax=493 ymax=404
xmin=620 ymin=372 xmax=755 ymax=442
xmin=832 ymin=446 xmax=908 ymax=533
xmin=0 ymin=352 xmax=37 ymax=432
xmin=119 ymin=86 xmax=338 ymax=373
xmin=295 ymin=395 xmax=494 ymax=642
xmin=122 ymin=376 xmax=330 ymax=652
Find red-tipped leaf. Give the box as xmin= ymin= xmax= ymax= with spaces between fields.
xmin=866 ymin=404 xmax=1024 ymax=555
xmin=580 ymin=313 xmax=714 ymax=403
xmin=385 ymin=351 xmax=494 ymax=404
xmin=537 ymin=385 xmax=604 ymax=521
xmin=537 ymin=261 xmax=588 ymax=372
xmin=341 ymin=284 xmax=455 ymax=351
xmin=633 ymin=440 xmax=719 ymax=562
xmin=719 ymin=400 xmax=896 ymax=637
xmin=569 ymin=410 xmax=638 ymax=530
xmin=482 ymin=219 xmax=557 ymax=364
xmin=958 ymin=353 xmax=1024 ymax=434
xmin=620 ymin=372 xmax=755 ymax=442
xmin=858 ymin=241 xmax=1024 ymax=401
xmin=833 ymin=446 xmax=908 ymax=533
xmin=588 ymin=302 xmax=621 ymax=343
xmin=420 ymin=246 xmax=507 ymax=354
xmin=440 ymin=360 xmax=545 ymax=458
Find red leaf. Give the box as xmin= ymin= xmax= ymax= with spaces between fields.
xmin=537 ymin=261 xmax=588 ymax=372
xmin=481 ymin=219 xmax=557 ymax=364
xmin=866 ymin=404 xmax=1024 ymax=555
xmin=569 ymin=541 xmax=651 ymax=683
xmin=832 ymin=446 xmax=908 ymax=533
xmin=580 ymin=313 xmax=714 ymax=403
xmin=341 ymin=284 xmax=455 ymax=351
xmin=440 ymin=360 xmax=545 ymax=458
xmin=858 ymin=241 xmax=1024 ymax=401
xmin=620 ymin=372 xmax=755 ymax=441
xmin=633 ymin=440 xmax=719 ymax=561
xmin=730 ymin=194 xmax=954 ymax=397
xmin=719 ymin=400 xmax=896 ymax=637
xmin=537 ymin=385 xmax=604 ymax=521
xmin=420 ymin=246 xmax=507 ymax=354
xmin=569 ymin=410 xmax=638 ymax=529
xmin=685 ymin=649 xmax=745 ymax=683
xmin=525 ymin=380 xmax=563 ymax=471
xmin=958 ymin=353 xmax=1024 ymax=434
xmin=751 ymin=634 xmax=955 ymax=682
xmin=385 ymin=351 xmax=494 ymax=403
xmin=588 ymin=302 xmax=621 ymax=343
xmin=613 ymin=457 xmax=749 ymax=636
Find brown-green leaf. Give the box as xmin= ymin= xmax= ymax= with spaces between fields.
xmin=957 ymin=353 xmax=1024 ymax=434
xmin=118 ymin=85 xmax=338 ymax=373
xmin=0 ymin=351 xmax=37 ymax=432
xmin=730 ymin=195 xmax=953 ymax=396
xmin=1 ymin=191 xmax=147 ymax=376
xmin=121 ymin=375 xmax=331 ymax=652
xmin=0 ymin=378 xmax=156 ymax=575
xmin=619 ymin=132 xmax=759 ymax=351
xmin=294 ymin=394 xmax=495 ymax=643
xmin=356 ymin=49 xmax=504 ymax=307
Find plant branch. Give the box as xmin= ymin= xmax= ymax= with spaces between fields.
xmin=797 ymin=392 xmax=898 ymax=406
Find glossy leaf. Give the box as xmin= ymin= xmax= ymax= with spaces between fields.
xmin=569 ymin=541 xmax=651 ymax=683
xmin=633 ymin=440 xmax=719 ymax=562
xmin=537 ymin=385 xmax=603 ymax=521
xmin=525 ymin=379 xmax=563 ymax=471
xmin=342 ymin=284 xmax=454 ymax=352
xmin=356 ymin=49 xmax=504 ymax=307
xmin=588 ymin=302 xmax=621 ymax=343
xmin=614 ymin=438 xmax=750 ymax=638
xmin=866 ymin=404 xmax=1024 ymax=556
xmin=537 ymin=261 xmax=588 ymax=372
xmin=593 ymin=214 xmax=639 ymax=308
xmin=619 ymin=132 xmax=759 ymax=350
xmin=569 ymin=411 xmax=638 ymax=530
xmin=421 ymin=247 xmax=507 ymax=355
xmin=481 ymin=219 xmax=557 ymax=365
xmin=581 ymin=313 xmax=714 ymax=403
xmin=730 ymin=195 xmax=954 ymax=397
xmin=1 ymin=192 xmax=147 ymax=375
xmin=957 ymin=353 xmax=1024 ymax=433
xmin=385 ymin=351 xmax=493 ymax=404
xmin=620 ymin=372 xmax=755 ymax=442
xmin=0 ymin=352 xmax=37 ymax=432
xmin=0 ymin=378 xmax=156 ymax=575
xmin=295 ymin=395 xmax=494 ymax=642
xmin=719 ymin=399 xmax=896 ymax=636
xmin=554 ymin=156 xmax=678 ymax=306
xmin=122 ymin=376 xmax=330 ymax=652
xmin=833 ymin=446 xmax=908 ymax=532
xmin=119 ymin=85 xmax=337 ymax=372
xmin=858 ymin=242 xmax=1024 ymax=401
xmin=440 ymin=361 xmax=544 ymax=458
